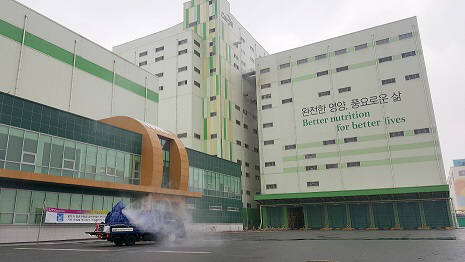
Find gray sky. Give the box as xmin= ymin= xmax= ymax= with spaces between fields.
xmin=16 ymin=0 xmax=465 ymax=173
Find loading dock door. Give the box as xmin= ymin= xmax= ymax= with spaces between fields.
xmin=305 ymin=205 xmax=324 ymax=229
xmin=349 ymin=203 xmax=370 ymax=229
xmin=327 ymin=204 xmax=346 ymax=229
xmin=373 ymin=202 xmax=395 ymax=229
xmin=397 ymin=202 xmax=421 ymax=229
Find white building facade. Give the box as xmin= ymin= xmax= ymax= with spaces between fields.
xmin=114 ymin=0 xmax=268 ymax=208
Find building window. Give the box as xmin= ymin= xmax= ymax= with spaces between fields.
xmin=177 ymin=133 xmax=187 ymax=138
xmin=194 ymin=50 xmax=200 ymax=57
xmin=194 ymin=40 xmax=200 ymax=48
xmin=158 ymin=86 xmax=163 ymax=91
xmin=381 ymin=78 xmax=396 ymax=85
xmin=261 ymin=83 xmax=271 ymax=89
xmin=260 ymin=68 xmax=270 ymax=74
xmin=399 ymin=32 xmax=413 ymax=40
xmin=378 ymin=56 xmax=392 ymax=63
xmin=235 ymin=104 xmax=241 ymax=111
xmin=323 ymin=139 xmax=336 ymax=145
xmin=253 ymin=129 xmax=258 ymax=135
xmin=236 ymin=140 xmax=241 ymax=146
xmin=297 ymin=58 xmax=308 ymax=65
xmin=210 ymin=134 xmax=217 ymax=139
xmin=282 ymin=98 xmax=293 ymax=104
xmin=305 ymin=153 xmax=316 ymax=159
xmin=264 ymin=140 xmax=274 ymax=145
xmin=344 ymin=137 xmax=357 ymax=143
xmin=155 ymin=72 xmax=164 ymax=77
xmin=210 ymin=112 xmax=217 ymax=117
xmin=263 ymin=122 xmax=273 ymax=128
xmin=194 ymin=133 xmax=201 ymax=139
xmin=306 ymin=165 xmax=317 ymax=171
xmin=139 ymin=51 xmax=147 ymax=57
xmin=233 ymin=63 xmax=239 ymax=70
xmin=326 ymin=163 xmax=338 ymax=169
xmin=210 ymin=68 xmax=216 ymax=74
xmin=237 ymin=159 xmax=242 ymax=166
xmin=262 ymin=104 xmax=272 ymax=110
xmin=177 ymin=80 xmax=187 ymax=86
xmin=210 ymin=51 xmax=216 ymax=56
xmin=405 ymin=73 xmax=420 ymax=81
xmin=255 ymin=165 xmax=260 ymax=171
xmin=317 ymin=70 xmax=329 ymax=77
xmin=243 ymin=124 xmax=248 ymax=129
xmin=389 ymin=131 xmax=404 ymax=138
xmin=138 ymin=61 xmax=147 ymax=66
xmin=209 ymin=28 xmax=216 ymax=33
xmin=402 ymin=51 xmax=416 ymax=58
xmin=178 ymin=66 xmax=188 ymax=72
xmin=210 ymin=96 xmax=216 ymax=101
xmin=414 ymin=128 xmax=430 ymax=135
xmin=246 ymin=172 xmax=250 ymax=178
xmin=255 ymin=175 xmax=260 ymax=181
xmin=194 ymin=67 xmax=200 ymax=74
xmin=265 ymin=161 xmax=275 ymax=167
xmin=347 ymin=161 xmax=360 ymax=168
xmin=178 ymin=49 xmax=188 ymax=55
xmin=280 ymin=79 xmax=291 ymax=85
xmin=236 ymin=120 xmax=241 ymax=126
xmin=338 ymin=86 xmax=351 ymax=93
xmin=315 ymin=53 xmax=327 ymax=60
xmin=334 ymin=48 xmax=347 ymax=56
xmin=178 ymin=39 xmax=187 ymax=45
xmin=266 ymin=184 xmax=277 ymax=189
xmin=155 ymin=46 xmax=164 ymax=52
xmin=336 ymin=66 xmax=348 ymax=72
xmin=262 ymin=94 xmax=271 ymax=100
xmin=318 ymin=91 xmax=330 ymax=97
xmin=279 ymin=62 xmax=290 ymax=69
xmin=209 ymin=205 xmax=222 ymax=211
xmin=209 ymin=15 xmax=215 ymax=21
xmin=355 ymin=43 xmax=368 ymax=51
xmin=188 ymin=21 xmax=198 ymax=28
xmin=307 ymin=181 xmax=319 ymax=187
xmin=376 ymin=38 xmax=389 ymax=45
xmin=284 ymin=144 xmax=296 ymax=150
xmin=254 ymin=147 xmax=259 ymax=153
xmin=194 ymin=81 xmax=200 ymax=88
xmin=155 ymin=56 xmax=164 ymax=62
xmin=244 ymin=143 xmax=249 ymax=149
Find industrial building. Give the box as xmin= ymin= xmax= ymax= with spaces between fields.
xmin=113 ymin=0 xmax=267 ymax=208
xmin=254 ymin=17 xmax=452 ymax=230
xmin=0 ymin=0 xmax=242 ymax=243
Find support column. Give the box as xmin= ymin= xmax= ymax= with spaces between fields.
xmin=303 ymin=206 xmax=309 ymax=229
xmin=323 ymin=204 xmax=330 ymax=229
xmin=368 ymin=203 xmax=377 ymax=229
xmin=392 ymin=202 xmax=401 ymax=229
xmin=418 ymin=202 xmax=428 ymax=229
xmin=447 ymin=199 xmax=456 ymax=229
xmin=282 ymin=207 xmax=288 ymax=229
xmin=262 ymin=207 xmax=268 ymax=229
xmin=345 ymin=204 xmax=352 ymax=230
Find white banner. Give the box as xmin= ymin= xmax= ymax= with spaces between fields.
xmin=44 ymin=207 xmax=107 ymax=224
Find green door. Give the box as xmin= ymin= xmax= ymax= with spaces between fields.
xmin=423 ymin=200 xmax=450 ymax=228
xmin=398 ymin=202 xmax=421 ymax=229
xmin=373 ymin=202 xmax=395 ymax=229
xmin=268 ymin=207 xmax=283 ymax=228
xmin=305 ymin=205 xmax=324 ymax=229
xmin=349 ymin=203 xmax=370 ymax=229
xmin=327 ymin=204 xmax=346 ymax=229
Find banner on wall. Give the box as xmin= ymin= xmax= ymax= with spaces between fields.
xmin=45 ymin=208 xmax=108 ymax=224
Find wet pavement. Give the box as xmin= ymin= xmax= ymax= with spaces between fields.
xmin=1 ymin=229 xmax=464 ymax=262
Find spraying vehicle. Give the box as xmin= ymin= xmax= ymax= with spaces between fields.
xmin=87 ymin=201 xmax=186 ymax=246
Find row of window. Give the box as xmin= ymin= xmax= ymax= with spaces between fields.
xmin=265 ymin=181 xmax=320 ymax=190
xmin=260 ymin=32 xmax=414 ymax=73
xmin=263 ymin=128 xmax=431 ymax=149
xmin=187 ymin=166 xmax=241 ymax=200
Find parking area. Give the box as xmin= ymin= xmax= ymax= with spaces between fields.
xmin=1 ymin=230 xmax=465 ymax=262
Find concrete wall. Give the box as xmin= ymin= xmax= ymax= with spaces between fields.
xmin=0 ymin=224 xmax=94 ymax=243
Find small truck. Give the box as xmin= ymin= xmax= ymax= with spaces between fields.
xmin=87 ymin=201 xmax=186 ymax=246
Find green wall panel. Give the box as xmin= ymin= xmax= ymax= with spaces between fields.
xmin=349 ymin=203 xmax=370 ymax=229
xmin=304 ymin=205 xmax=325 ymax=229
xmin=397 ymin=202 xmax=421 ymax=229
xmin=423 ymin=200 xmax=450 ymax=228
xmin=373 ymin=202 xmax=395 ymax=229
xmin=327 ymin=204 xmax=346 ymax=229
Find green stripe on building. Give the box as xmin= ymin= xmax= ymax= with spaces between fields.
xmin=254 ymin=185 xmax=449 ymax=201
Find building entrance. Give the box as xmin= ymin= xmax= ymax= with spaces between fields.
xmin=288 ymin=207 xmax=305 ymax=229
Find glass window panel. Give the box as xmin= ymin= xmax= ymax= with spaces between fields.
xmin=5 ymin=162 xmax=20 ymax=170
xmin=0 ymin=214 xmax=14 ymax=224
xmin=122 ymin=198 xmax=130 ymax=207
xmin=63 ymin=141 xmax=76 ymax=160
xmin=36 ymin=134 xmax=51 ymax=172
xmin=14 ymin=214 xmax=28 ymax=224
xmin=85 ymin=145 xmax=97 ymax=174
xmin=70 ymin=194 xmax=83 ymax=210
xmin=50 ymin=137 xmax=64 ymax=168
xmin=106 ymin=150 xmax=116 ymax=176
xmin=23 ymin=131 xmax=38 ymax=153
xmin=14 ymin=190 xmax=31 ymax=213
xmin=0 ymin=125 xmax=8 ymax=150
xmin=76 ymin=143 xmax=86 ymax=172
xmin=58 ymin=193 xmax=71 ymax=209
xmin=103 ymin=196 xmax=113 ymax=211
xmin=115 ymin=152 xmax=125 ymax=177
xmin=96 ymin=147 xmax=107 ymax=176
xmin=30 ymin=191 xmax=45 ymax=213
xmin=81 ymin=195 xmax=93 ymax=210
xmin=93 ymin=195 xmax=103 ymax=210
xmin=6 ymin=128 xmax=24 ymax=162
xmin=21 ymin=163 xmax=35 ymax=173
xmin=124 ymin=153 xmax=131 ymax=181
xmin=44 ymin=192 xmax=58 ymax=208
xmin=28 ymin=214 xmax=42 ymax=224
xmin=0 ymin=188 xmax=16 ymax=212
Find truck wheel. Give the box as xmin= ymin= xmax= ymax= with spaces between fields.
xmin=114 ymin=239 xmax=123 ymax=246
xmin=125 ymin=236 xmax=136 ymax=246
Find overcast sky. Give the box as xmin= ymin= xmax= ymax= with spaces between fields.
xmin=16 ymin=0 xmax=465 ymax=173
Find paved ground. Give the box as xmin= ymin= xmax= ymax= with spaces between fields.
xmin=1 ymin=230 xmax=465 ymax=262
